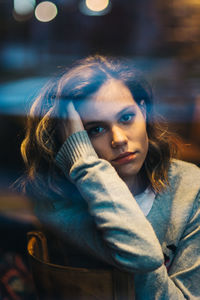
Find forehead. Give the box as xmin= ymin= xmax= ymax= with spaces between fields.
xmin=76 ymin=79 xmax=137 ymax=120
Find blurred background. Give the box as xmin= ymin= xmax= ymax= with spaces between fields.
xmin=0 ymin=0 xmax=200 ymax=298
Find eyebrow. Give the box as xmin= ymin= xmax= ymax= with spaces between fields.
xmin=84 ymin=120 xmax=105 ymax=128
xmin=116 ymin=105 xmax=136 ymax=118
xmin=84 ymin=105 xmax=136 ymax=127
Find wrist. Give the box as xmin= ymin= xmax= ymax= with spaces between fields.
xmin=55 ymin=130 xmax=98 ymax=173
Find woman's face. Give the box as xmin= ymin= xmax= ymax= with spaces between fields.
xmin=76 ymin=79 xmax=149 ymax=182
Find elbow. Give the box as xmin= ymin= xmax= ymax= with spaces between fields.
xmin=111 ymin=251 xmax=164 ymax=273
xmin=137 ymin=254 xmax=164 ymax=272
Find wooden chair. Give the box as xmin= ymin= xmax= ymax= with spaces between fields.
xmin=27 ymin=231 xmax=135 ymax=300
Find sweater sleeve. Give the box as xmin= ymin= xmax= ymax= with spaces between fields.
xmin=54 ymin=130 xmax=164 ymax=272
xmin=134 ymin=191 xmax=200 ymax=299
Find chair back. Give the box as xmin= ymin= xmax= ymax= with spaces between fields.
xmin=27 ymin=231 xmax=135 ymax=300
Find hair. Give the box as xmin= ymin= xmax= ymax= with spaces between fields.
xmin=19 ymin=55 xmax=178 ymax=198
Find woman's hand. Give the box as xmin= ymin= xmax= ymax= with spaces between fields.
xmin=62 ymin=101 xmax=84 ymax=141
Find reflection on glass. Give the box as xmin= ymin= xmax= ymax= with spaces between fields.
xmin=14 ymin=0 xmax=35 ymax=15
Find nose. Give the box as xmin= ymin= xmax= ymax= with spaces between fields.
xmin=111 ymin=125 xmax=128 ymax=148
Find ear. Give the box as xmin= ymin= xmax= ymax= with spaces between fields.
xmin=139 ymin=100 xmax=146 ymax=120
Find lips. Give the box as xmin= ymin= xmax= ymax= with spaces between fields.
xmin=112 ymin=152 xmax=137 ymax=164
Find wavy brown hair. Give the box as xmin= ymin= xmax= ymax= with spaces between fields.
xmin=19 ymin=55 xmax=178 ymax=197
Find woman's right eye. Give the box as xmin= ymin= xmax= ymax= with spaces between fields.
xmin=87 ymin=126 xmax=105 ymax=137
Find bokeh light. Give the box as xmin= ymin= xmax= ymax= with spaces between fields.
xmin=85 ymin=0 xmax=109 ymax=12
xmin=14 ymin=0 xmax=35 ymax=15
xmin=35 ymin=1 xmax=58 ymax=22
xmin=79 ymin=0 xmax=111 ymax=16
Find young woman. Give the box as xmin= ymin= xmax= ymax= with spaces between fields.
xmin=19 ymin=55 xmax=200 ymax=299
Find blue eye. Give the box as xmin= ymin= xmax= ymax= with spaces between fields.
xmin=87 ymin=126 xmax=105 ymax=137
xmin=120 ymin=113 xmax=134 ymax=123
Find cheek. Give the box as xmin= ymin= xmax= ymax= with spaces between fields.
xmin=141 ymin=131 xmax=149 ymax=162
xmin=143 ymin=133 xmax=149 ymax=154
xmin=130 ymin=122 xmax=149 ymax=155
xmin=140 ymin=126 xmax=149 ymax=150
xmin=130 ymin=120 xmax=148 ymax=142
xmin=90 ymin=138 xmax=109 ymax=158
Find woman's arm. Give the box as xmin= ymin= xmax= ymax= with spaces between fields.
xmin=53 ymin=129 xmax=164 ymax=272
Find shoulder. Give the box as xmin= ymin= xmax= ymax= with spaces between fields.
xmin=169 ymin=159 xmax=200 ymax=181
xmin=168 ymin=159 xmax=200 ymax=196
xmin=169 ymin=159 xmax=200 ymax=174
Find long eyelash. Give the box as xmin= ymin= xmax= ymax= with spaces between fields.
xmin=120 ymin=113 xmax=135 ymax=122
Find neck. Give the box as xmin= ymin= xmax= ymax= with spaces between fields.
xmin=124 ymin=169 xmax=149 ymax=196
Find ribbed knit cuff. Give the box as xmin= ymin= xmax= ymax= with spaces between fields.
xmin=55 ymin=130 xmax=98 ymax=173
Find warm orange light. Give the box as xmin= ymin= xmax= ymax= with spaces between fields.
xmin=85 ymin=0 xmax=109 ymax=12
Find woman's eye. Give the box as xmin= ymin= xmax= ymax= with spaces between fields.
xmin=87 ymin=126 xmax=105 ymax=137
xmin=120 ymin=113 xmax=135 ymax=123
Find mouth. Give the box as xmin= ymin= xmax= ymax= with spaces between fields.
xmin=112 ymin=152 xmax=137 ymax=165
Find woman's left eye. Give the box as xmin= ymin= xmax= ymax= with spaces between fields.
xmin=120 ymin=113 xmax=135 ymax=123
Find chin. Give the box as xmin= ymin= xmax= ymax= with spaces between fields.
xmin=114 ymin=163 xmax=142 ymax=180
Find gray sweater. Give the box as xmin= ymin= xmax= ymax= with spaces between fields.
xmin=37 ymin=130 xmax=200 ymax=299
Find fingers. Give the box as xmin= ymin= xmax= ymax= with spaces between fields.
xmin=66 ymin=101 xmax=79 ymax=120
xmin=63 ymin=101 xmax=84 ymax=139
